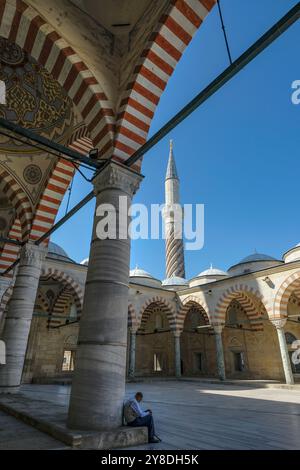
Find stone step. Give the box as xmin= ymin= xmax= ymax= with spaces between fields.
xmin=0 ymin=394 xmax=147 ymax=449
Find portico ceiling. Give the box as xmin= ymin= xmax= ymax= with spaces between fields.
xmin=69 ymin=0 xmax=157 ymax=35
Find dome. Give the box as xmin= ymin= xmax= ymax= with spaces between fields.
xmin=130 ymin=267 xmax=155 ymax=279
xmin=47 ymin=242 xmax=74 ymax=263
xmin=129 ymin=267 xmax=162 ymax=288
xmin=0 ymin=38 xmax=73 ymax=155
xmin=228 ymin=252 xmax=282 ymax=276
xmin=283 ymin=243 xmax=300 ymax=264
xmin=239 ymin=253 xmax=278 ymax=263
xmin=162 ymin=276 xmax=189 ymax=287
xmin=189 ymin=265 xmax=228 ymax=287
xmin=198 ymin=267 xmax=228 ymax=277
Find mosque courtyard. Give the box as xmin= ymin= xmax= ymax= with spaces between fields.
xmin=0 ymin=380 xmax=300 ymax=450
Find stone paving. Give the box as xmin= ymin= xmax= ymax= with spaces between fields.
xmin=1 ymin=380 xmax=300 ymax=450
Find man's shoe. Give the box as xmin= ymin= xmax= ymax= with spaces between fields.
xmin=149 ymin=437 xmax=160 ymax=444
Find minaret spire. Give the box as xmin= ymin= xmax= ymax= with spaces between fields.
xmin=166 ymin=140 xmax=178 ymax=181
xmin=164 ymin=140 xmax=185 ymax=279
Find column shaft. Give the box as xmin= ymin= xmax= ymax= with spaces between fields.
xmin=276 ymin=326 xmax=294 ymax=385
xmin=67 ymin=162 xmax=142 ymax=431
xmin=214 ymin=328 xmax=226 ymax=381
xmin=174 ymin=333 xmax=181 ymax=378
xmin=128 ymin=330 xmax=136 ymax=379
xmin=0 ymin=244 xmax=46 ymax=393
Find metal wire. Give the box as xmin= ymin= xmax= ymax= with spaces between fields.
xmin=217 ymin=0 xmax=233 ymax=65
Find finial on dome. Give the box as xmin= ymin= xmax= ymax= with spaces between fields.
xmin=210 ymin=263 xmax=213 ymax=270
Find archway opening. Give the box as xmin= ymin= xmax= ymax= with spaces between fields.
xmin=135 ymin=302 xmax=174 ymax=377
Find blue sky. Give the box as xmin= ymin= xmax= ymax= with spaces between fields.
xmin=53 ymin=0 xmax=300 ymax=280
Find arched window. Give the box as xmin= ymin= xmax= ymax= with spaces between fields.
xmin=228 ymin=307 xmax=237 ymax=325
xmin=70 ymin=303 xmax=77 ymax=319
xmin=155 ymin=313 xmax=163 ymax=330
xmin=285 ymin=332 xmax=297 ymax=345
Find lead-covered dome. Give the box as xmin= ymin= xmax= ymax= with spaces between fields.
xmin=189 ymin=265 xmax=228 ymax=287
xmin=228 ymin=252 xmax=282 ymax=276
xmin=283 ymin=243 xmax=300 ymax=264
xmin=47 ymin=242 xmax=74 ymax=263
xmin=162 ymin=276 xmax=188 ymax=290
xmin=129 ymin=267 xmax=161 ymax=288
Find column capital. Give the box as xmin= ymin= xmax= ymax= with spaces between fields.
xmin=213 ymin=324 xmax=225 ymax=334
xmin=129 ymin=327 xmax=138 ymax=335
xmin=173 ymin=330 xmax=182 ymax=338
xmin=19 ymin=243 xmax=47 ymax=267
xmin=271 ymin=317 xmax=287 ymax=329
xmin=93 ymin=161 xmax=143 ymax=197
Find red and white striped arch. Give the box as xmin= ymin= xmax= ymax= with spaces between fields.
xmin=0 ymin=218 xmax=22 ymax=276
xmin=0 ymin=169 xmax=32 ymax=240
xmin=40 ymin=266 xmax=84 ymax=312
xmin=273 ymin=271 xmax=300 ymax=320
xmin=114 ymin=0 xmax=216 ymax=161
xmin=177 ymin=295 xmax=210 ymax=332
xmin=214 ymin=284 xmax=271 ymax=332
xmin=138 ymin=296 xmax=176 ymax=331
xmin=0 ymin=0 xmax=114 ymax=157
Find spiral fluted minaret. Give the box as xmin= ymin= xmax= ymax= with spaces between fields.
xmin=164 ymin=140 xmax=185 ymax=279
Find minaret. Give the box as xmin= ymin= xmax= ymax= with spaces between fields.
xmin=164 ymin=140 xmax=185 ymax=279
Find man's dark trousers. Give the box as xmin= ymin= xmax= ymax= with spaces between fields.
xmin=128 ymin=414 xmax=155 ymax=441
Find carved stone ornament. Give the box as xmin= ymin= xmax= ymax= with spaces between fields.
xmin=93 ymin=162 xmax=143 ymax=197
xmin=271 ymin=318 xmax=287 ymax=330
xmin=20 ymin=244 xmax=47 ymax=267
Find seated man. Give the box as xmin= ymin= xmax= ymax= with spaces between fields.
xmin=124 ymin=392 xmax=160 ymax=444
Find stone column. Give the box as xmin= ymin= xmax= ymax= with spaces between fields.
xmin=214 ymin=325 xmax=226 ymax=381
xmin=0 ymin=277 xmax=12 ymax=335
xmin=174 ymin=331 xmax=181 ymax=378
xmin=272 ymin=318 xmax=294 ymax=385
xmin=128 ymin=328 xmax=137 ymax=379
xmin=0 ymin=243 xmax=46 ymax=393
xmin=67 ymin=161 xmax=143 ymax=431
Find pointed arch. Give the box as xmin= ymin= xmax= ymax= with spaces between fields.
xmin=273 ymin=271 xmax=300 ymax=320
xmin=114 ymin=0 xmax=216 ymax=161
xmin=40 ymin=267 xmax=84 ymax=318
xmin=0 ymin=168 xmax=32 ymax=240
xmin=138 ymin=296 xmax=176 ymax=331
xmin=177 ymin=295 xmax=210 ymax=332
xmin=215 ymin=284 xmax=270 ymax=331
xmin=0 ymin=0 xmax=114 ymax=156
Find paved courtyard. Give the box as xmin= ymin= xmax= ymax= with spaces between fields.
xmin=1 ymin=380 xmax=300 ymax=450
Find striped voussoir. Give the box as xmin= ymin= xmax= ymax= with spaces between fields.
xmin=128 ymin=303 xmax=138 ymax=331
xmin=214 ymin=284 xmax=270 ymax=331
xmin=40 ymin=267 xmax=84 ymax=318
xmin=0 ymin=169 xmax=32 ymax=240
xmin=68 ymin=126 xmax=94 ymax=156
xmin=0 ymin=218 xmax=22 ymax=276
xmin=177 ymin=295 xmax=210 ymax=332
xmin=29 ymin=159 xmax=75 ymax=242
xmin=30 ymin=127 xmax=94 ymax=242
xmin=48 ymin=286 xmax=80 ymax=327
xmin=137 ymin=296 xmax=176 ymax=332
xmin=114 ymin=0 xmax=216 ymax=162
xmin=273 ymin=271 xmax=300 ymax=320
xmin=36 ymin=290 xmax=50 ymax=313
xmin=165 ymin=229 xmax=185 ymax=278
xmin=0 ymin=0 xmax=115 ymax=155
